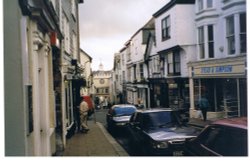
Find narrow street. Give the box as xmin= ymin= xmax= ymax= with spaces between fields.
xmin=4 ymin=0 xmax=247 ymax=156
xmin=93 ymin=108 xmax=206 ymax=156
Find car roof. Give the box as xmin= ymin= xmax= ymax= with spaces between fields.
xmin=111 ymin=104 xmax=136 ymax=109
xmin=138 ymin=108 xmax=177 ymax=113
xmin=212 ymin=117 xmax=247 ymax=130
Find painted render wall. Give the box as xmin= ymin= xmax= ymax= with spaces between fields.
xmin=155 ymin=5 xmax=196 ymax=53
xmin=4 ymin=0 xmax=27 ymax=156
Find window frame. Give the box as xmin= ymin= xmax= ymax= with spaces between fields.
xmin=197 ymin=0 xmax=204 ymax=12
xmin=161 ymin=16 xmax=171 ymax=41
xmin=139 ymin=63 xmax=144 ymax=80
xmin=167 ymin=51 xmax=180 ymax=76
xmin=208 ymin=25 xmax=214 ymax=58
xmin=226 ymin=15 xmax=236 ymax=55
xmin=71 ymin=0 xmax=76 ymax=19
xmin=198 ymin=26 xmax=205 ymax=59
xmin=207 ymin=0 xmax=213 ymax=8
xmin=239 ymin=13 xmax=246 ymax=54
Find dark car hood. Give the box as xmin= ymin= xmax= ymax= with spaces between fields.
xmin=146 ymin=126 xmax=199 ymax=141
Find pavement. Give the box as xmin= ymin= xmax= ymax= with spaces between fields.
xmin=187 ymin=118 xmax=213 ymax=129
xmin=59 ymin=121 xmax=129 ymax=157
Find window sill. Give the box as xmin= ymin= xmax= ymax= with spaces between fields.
xmin=162 ymin=37 xmax=171 ymax=42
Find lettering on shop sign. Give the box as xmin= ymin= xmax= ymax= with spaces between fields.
xmin=201 ymin=65 xmax=233 ymax=74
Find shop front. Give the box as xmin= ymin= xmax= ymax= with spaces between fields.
xmin=148 ymin=78 xmax=168 ymax=108
xmin=148 ymin=78 xmax=189 ymax=109
xmin=189 ymin=56 xmax=247 ymax=119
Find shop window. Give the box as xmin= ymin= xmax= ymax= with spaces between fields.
xmin=194 ymin=79 xmax=216 ymax=111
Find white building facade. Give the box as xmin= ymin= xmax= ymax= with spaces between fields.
xmin=111 ymin=0 xmax=247 ymax=121
xmin=188 ymin=0 xmax=247 ymax=119
xmin=79 ymin=49 xmax=93 ymax=96
xmin=125 ymin=19 xmax=154 ymax=108
xmin=150 ymin=0 xmax=196 ymax=109
xmin=4 ymin=0 xmax=84 ymax=156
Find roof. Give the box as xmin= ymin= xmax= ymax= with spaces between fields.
xmin=139 ymin=108 xmax=178 ymax=113
xmin=212 ymin=117 xmax=247 ymax=130
xmin=112 ymin=104 xmax=137 ymax=109
xmin=128 ymin=18 xmax=155 ymax=42
xmin=153 ymin=0 xmax=195 ymax=18
xmin=80 ymin=49 xmax=93 ymax=61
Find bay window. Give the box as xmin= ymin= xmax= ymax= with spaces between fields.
xmin=198 ymin=26 xmax=205 ymax=59
xmin=240 ymin=13 xmax=246 ymax=53
xmin=226 ymin=16 xmax=235 ymax=55
xmin=208 ymin=25 xmax=214 ymax=58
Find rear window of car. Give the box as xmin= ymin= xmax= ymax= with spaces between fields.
xmin=113 ymin=107 xmax=136 ymax=116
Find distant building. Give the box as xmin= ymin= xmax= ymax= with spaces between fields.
xmin=92 ymin=63 xmax=112 ymax=107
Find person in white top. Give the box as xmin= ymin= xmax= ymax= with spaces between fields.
xmin=79 ymin=97 xmax=89 ymax=132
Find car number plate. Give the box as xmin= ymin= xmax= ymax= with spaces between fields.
xmin=173 ymin=151 xmax=184 ymax=156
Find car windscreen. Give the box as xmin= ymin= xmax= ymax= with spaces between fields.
xmin=142 ymin=111 xmax=179 ymax=129
xmin=113 ymin=107 xmax=136 ymax=116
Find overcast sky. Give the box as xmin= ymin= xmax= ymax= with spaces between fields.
xmin=79 ymin=0 xmax=170 ymax=71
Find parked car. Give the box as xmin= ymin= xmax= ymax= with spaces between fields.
xmin=82 ymin=95 xmax=95 ymax=116
xmin=106 ymin=104 xmax=137 ymax=131
xmin=184 ymin=117 xmax=248 ymax=156
xmin=127 ymin=108 xmax=200 ymax=156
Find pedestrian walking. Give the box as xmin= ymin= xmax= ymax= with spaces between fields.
xmin=198 ymin=94 xmax=210 ymax=121
xmin=79 ymin=97 xmax=90 ymax=133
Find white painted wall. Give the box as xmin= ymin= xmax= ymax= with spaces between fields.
xmin=130 ymin=31 xmax=147 ymax=63
xmin=155 ymin=5 xmax=196 ymax=53
xmin=154 ymin=4 xmax=196 ymax=78
xmin=195 ymin=0 xmax=246 ymax=60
